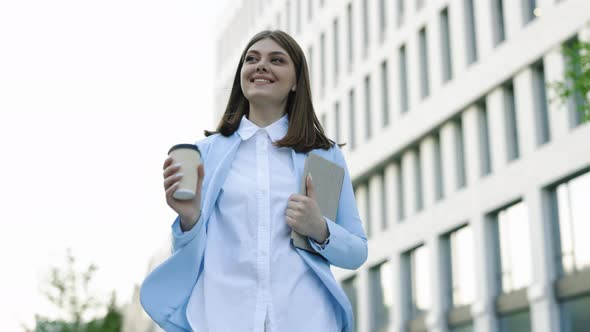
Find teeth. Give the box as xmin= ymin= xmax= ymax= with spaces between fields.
xmin=254 ymin=79 xmax=271 ymax=83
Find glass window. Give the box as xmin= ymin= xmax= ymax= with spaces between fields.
xmin=364 ymin=75 xmax=372 ymax=139
xmin=499 ymin=310 xmax=532 ymax=332
xmin=478 ymin=102 xmax=492 ymax=176
xmin=397 ymin=0 xmax=405 ymax=28
xmin=347 ymin=3 xmax=354 ymax=70
xmin=333 ymin=18 xmax=339 ymax=85
xmin=563 ymin=37 xmax=586 ymax=128
xmin=296 ymin=0 xmax=302 ymax=33
xmin=561 ymin=294 xmax=590 ymax=332
xmin=307 ymin=0 xmax=313 ymax=21
xmin=410 ymin=245 xmax=431 ymax=317
xmin=414 ymin=147 xmax=424 ymax=212
xmin=380 ymin=169 xmax=388 ymax=230
xmin=522 ymin=0 xmax=538 ymax=25
xmin=555 ymin=171 xmax=590 ymax=274
xmin=464 ymin=0 xmax=478 ymax=65
xmin=286 ymin=0 xmax=291 ymax=33
xmin=440 ymin=7 xmax=453 ymax=82
xmin=492 ymin=0 xmax=506 ymax=46
xmin=334 ymin=102 xmax=341 ymax=143
xmin=419 ymin=26 xmax=430 ymax=99
xmin=320 ymin=32 xmax=326 ymax=97
xmin=349 ymin=89 xmax=356 ymax=150
xmin=449 ymin=226 xmax=476 ymax=306
xmin=369 ymin=261 xmax=394 ymax=332
xmin=532 ymin=62 xmax=550 ymax=145
xmin=454 ymin=118 xmax=467 ymax=189
xmin=365 ymin=181 xmax=372 ymax=237
xmin=399 ymin=45 xmax=409 ymax=113
xmin=342 ymin=276 xmax=358 ymax=332
xmin=381 ymin=60 xmax=390 ymax=127
xmin=362 ymin=0 xmax=369 ymax=56
xmin=496 ymin=202 xmax=532 ymax=293
xmin=503 ymin=82 xmax=520 ymax=161
xmin=433 ymin=133 xmax=445 ymax=201
xmin=397 ymin=161 xmax=405 ymax=221
xmin=379 ymin=0 xmax=387 ymax=42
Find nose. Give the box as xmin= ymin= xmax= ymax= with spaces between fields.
xmin=256 ymin=62 xmax=268 ymax=73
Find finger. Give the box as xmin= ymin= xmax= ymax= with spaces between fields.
xmin=165 ymin=180 xmax=181 ymax=199
xmin=196 ymin=164 xmax=205 ymax=192
xmin=289 ymin=194 xmax=306 ymax=203
xmin=164 ymin=173 xmax=183 ymax=190
xmin=287 ymin=200 xmax=304 ymax=211
xmin=285 ymin=215 xmax=295 ymax=227
xmin=163 ymin=162 xmax=182 ymax=179
xmin=163 ymin=156 xmax=174 ymax=170
xmin=286 ymin=209 xmax=301 ymax=220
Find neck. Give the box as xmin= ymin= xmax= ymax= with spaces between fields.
xmin=248 ymin=102 xmax=286 ymax=127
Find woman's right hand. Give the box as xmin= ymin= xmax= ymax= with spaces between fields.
xmin=163 ymin=156 xmax=205 ymax=230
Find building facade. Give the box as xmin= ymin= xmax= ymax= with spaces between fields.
xmin=215 ymin=0 xmax=590 ymax=331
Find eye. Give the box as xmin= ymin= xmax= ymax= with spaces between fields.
xmin=271 ymin=57 xmax=285 ymax=64
xmin=245 ymin=55 xmax=257 ymax=62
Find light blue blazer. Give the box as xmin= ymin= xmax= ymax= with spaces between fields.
xmin=140 ymin=132 xmax=368 ymax=332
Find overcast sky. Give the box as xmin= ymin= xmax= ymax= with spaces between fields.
xmin=0 ymin=0 xmax=231 ymax=329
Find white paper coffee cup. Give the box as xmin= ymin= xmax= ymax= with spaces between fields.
xmin=168 ymin=144 xmax=202 ymax=200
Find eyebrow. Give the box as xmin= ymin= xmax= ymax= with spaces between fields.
xmin=246 ymin=50 xmax=287 ymax=57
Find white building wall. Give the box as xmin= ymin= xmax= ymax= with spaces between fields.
xmin=211 ymin=0 xmax=590 ymax=331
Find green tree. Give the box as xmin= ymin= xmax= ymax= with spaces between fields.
xmin=24 ymin=249 xmax=122 ymax=332
xmin=548 ymin=39 xmax=590 ymax=122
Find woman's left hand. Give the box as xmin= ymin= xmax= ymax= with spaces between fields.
xmin=286 ymin=174 xmax=329 ymax=243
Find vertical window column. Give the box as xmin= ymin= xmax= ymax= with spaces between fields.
xmin=471 ymin=213 xmax=500 ymax=332
xmin=348 ymin=88 xmax=357 ymax=151
xmin=440 ymin=121 xmax=460 ymax=197
xmin=448 ymin=0 xmax=468 ymax=77
xmin=357 ymin=270 xmax=371 ymax=332
xmin=419 ymin=137 xmax=436 ymax=209
xmin=531 ymin=61 xmax=551 ymax=145
xmin=439 ymin=7 xmax=454 ymax=83
xmin=543 ymin=47 xmax=570 ymax=140
xmin=418 ymin=26 xmax=431 ymax=99
xmin=401 ymin=150 xmax=418 ymax=216
xmin=398 ymin=44 xmax=410 ymax=113
xmin=525 ymin=188 xmax=561 ymax=331
xmin=503 ymin=0 xmax=526 ymax=40
xmin=364 ymin=74 xmax=373 ymax=140
xmin=464 ymin=0 xmax=479 ymax=65
xmin=486 ymin=87 xmax=510 ymax=172
xmin=346 ymin=2 xmax=355 ymax=72
xmin=384 ymin=163 xmax=401 ymax=226
xmin=355 ymin=184 xmax=370 ymax=237
xmin=461 ymin=106 xmax=481 ymax=184
xmin=473 ymin=0 xmax=494 ymax=58
xmin=369 ymin=172 xmax=385 ymax=234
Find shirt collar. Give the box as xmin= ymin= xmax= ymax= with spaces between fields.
xmin=237 ymin=114 xmax=289 ymax=142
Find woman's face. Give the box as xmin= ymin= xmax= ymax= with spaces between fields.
xmin=240 ymin=38 xmax=297 ymax=107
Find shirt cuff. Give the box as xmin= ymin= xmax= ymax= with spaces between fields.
xmin=308 ymin=217 xmax=332 ymax=252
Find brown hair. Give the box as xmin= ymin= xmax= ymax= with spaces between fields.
xmin=205 ymin=30 xmax=341 ymax=153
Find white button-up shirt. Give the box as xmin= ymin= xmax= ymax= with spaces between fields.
xmin=186 ymin=114 xmax=342 ymax=332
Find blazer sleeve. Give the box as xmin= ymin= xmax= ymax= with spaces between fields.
xmin=309 ymin=145 xmax=368 ymax=270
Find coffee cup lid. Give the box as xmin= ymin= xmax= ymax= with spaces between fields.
xmin=168 ymin=144 xmax=201 ymax=155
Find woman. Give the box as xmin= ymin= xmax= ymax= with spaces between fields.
xmin=140 ymin=30 xmax=367 ymax=332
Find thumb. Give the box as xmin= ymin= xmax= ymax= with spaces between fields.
xmin=306 ymin=174 xmax=316 ymax=199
